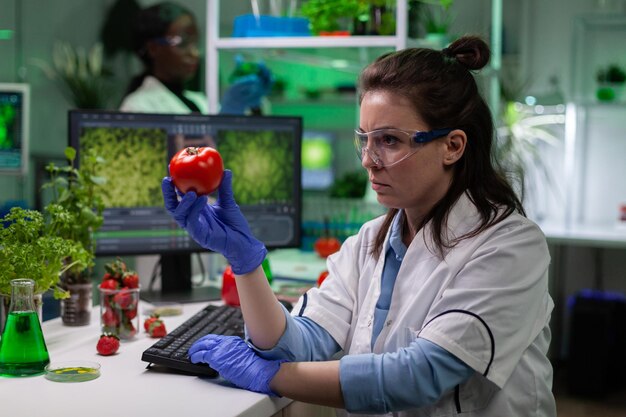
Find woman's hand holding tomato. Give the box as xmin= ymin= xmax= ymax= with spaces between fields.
xmin=161 ymin=170 xmax=268 ymax=275
xmin=169 ymin=146 xmax=224 ymax=195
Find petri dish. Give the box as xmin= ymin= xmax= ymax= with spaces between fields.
xmin=44 ymin=361 xmax=101 ymax=383
xmin=143 ymin=302 xmax=183 ymax=317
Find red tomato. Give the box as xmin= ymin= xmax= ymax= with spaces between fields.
xmin=317 ymin=270 xmax=329 ymax=287
xmin=221 ymin=266 xmax=240 ymax=306
xmin=169 ymin=147 xmax=224 ymax=195
xmin=314 ymin=237 xmax=341 ymax=258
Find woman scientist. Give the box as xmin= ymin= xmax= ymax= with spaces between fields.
xmin=120 ymin=2 xmax=271 ymax=114
xmin=161 ymin=35 xmax=556 ymax=416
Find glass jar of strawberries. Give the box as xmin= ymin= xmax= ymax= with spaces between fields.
xmin=98 ymin=258 xmax=140 ymax=340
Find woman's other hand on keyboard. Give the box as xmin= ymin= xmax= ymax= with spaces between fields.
xmin=188 ymin=334 xmax=285 ymax=396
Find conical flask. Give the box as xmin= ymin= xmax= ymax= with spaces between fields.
xmin=0 ymin=278 xmax=50 ymax=377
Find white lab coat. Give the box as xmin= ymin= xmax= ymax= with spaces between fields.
xmin=119 ymin=76 xmax=209 ymax=114
xmin=293 ymin=193 xmax=556 ymax=417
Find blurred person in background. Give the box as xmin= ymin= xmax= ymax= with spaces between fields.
xmin=120 ymin=1 xmax=271 ymax=115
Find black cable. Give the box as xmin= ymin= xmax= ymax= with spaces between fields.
xmin=148 ymin=257 xmax=161 ymax=293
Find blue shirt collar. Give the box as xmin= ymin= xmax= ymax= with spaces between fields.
xmin=386 ymin=210 xmax=407 ymax=261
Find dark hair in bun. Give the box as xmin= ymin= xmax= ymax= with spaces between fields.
xmin=443 ymin=35 xmax=490 ymax=71
xmin=359 ymin=35 xmax=524 ymax=258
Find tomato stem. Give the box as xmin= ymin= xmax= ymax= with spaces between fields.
xmin=185 ymin=147 xmax=200 ymax=155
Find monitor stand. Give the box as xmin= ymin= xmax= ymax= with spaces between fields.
xmin=140 ymin=253 xmax=221 ymax=303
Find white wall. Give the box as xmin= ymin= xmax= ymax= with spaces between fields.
xmin=524 ymin=0 xmax=626 ymax=97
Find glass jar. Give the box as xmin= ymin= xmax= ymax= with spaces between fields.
xmin=0 ymin=279 xmax=50 ymax=377
xmin=99 ymin=287 xmax=140 ymax=340
xmin=61 ymin=282 xmax=93 ymax=326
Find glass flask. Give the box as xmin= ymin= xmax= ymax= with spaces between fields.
xmin=0 ymin=278 xmax=50 ymax=377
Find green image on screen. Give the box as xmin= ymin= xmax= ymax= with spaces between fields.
xmin=217 ymin=129 xmax=294 ymax=205
xmin=0 ymin=104 xmax=16 ymax=150
xmin=79 ymin=127 xmax=168 ymax=208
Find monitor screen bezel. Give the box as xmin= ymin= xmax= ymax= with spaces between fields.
xmin=0 ymin=82 xmax=30 ymax=175
xmin=67 ymin=109 xmax=303 ymax=256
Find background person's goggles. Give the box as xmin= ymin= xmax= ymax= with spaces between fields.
xmin=153 ymin=35 xmax=199 ymax=53
xmin=354 ymin=127 xmax=453 ymax=167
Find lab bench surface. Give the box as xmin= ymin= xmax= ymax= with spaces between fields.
xmin=0 ymin=301 xmax=291 ymax=417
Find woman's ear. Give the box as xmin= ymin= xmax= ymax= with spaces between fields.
xmin=442 ymin=129 xmax=467 ymax=166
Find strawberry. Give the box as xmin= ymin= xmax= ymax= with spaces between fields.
xmin=148 ymin=319 xmax=167 ymax=338
xmin=124 ymin=306 xmax=138 ymax=320
xmin=122 ymin=273 xmax=139 ymax=289
xmin=96 ymin=334 xmax=120 ymax=356
xmin=144 ymin=314 xmax=160 ymax=332
xmin=101 ymin=307 xmax=120 ymax=327
xmin=113 ymin=288 xmax=136 ymax=310
xmin=100 ymin=279 xmax=119 ymax=290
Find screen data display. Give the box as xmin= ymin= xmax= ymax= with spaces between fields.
xmin=68 ymin=111 xmax=302 ymax=256
xmin=0 ymin=84 xmax=29 ymax=174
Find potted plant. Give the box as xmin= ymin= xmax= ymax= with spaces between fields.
xmin=0 ymin=206 xmax=89 ymax=332
xmin=300 ymin=0 xmax=366 ymax=35
xmin=30 ymin=41 xmax=113 ymax=109
xmin=495 ymin=69 xmax=564 ymax=218
xmin=596 ymin=64 xmax=626 ymax=102
xmin=43 ymin=146 xmax=106 ymax=326
xmin=367 ymin=0 xmax=396 ymax=36
xmin=418 ymin=0 xmax=454 ymax=47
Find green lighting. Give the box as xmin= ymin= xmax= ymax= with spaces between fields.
xmin=0 ymin=30 xmax=14 ymax=40
xmin=302 ymin=138 xmax=332 ymax=170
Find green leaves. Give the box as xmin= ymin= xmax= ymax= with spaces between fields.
xmin=43 ymin=146 xmax=106 ymax=279
xmin=65 ymin=146 xmax=77 ymax=162
xmin=30 ymin=41 xmax=112 ymax=109
xmin=419 ymin=0 xmax=455 ymax=34
xmin=0 ymin=207 xmax=87 ymax=298
xmin=300 ymin=0 xmax=367 ymax=34
xmin=329 ymin=171 xmax=368 ymax=199
xmin=597 ymin=64 xmax=626 ymax=84
xmin=0 ymin=145 xmax=106 ymax=295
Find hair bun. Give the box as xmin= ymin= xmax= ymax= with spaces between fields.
xmin=443 ymin=35 xmax=490 ymax=71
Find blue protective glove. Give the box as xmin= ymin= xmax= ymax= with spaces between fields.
xmin=188 ymin=334 xmax=285 ymax=396
xmin=219 ymin=62 xmax=273 ymax=114
xmin=161 ymin=169 xmax=267 ymax=274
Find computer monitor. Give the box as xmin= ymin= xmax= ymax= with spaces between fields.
xmin=0 ymin=83 xmax=29 ymax=175
xmin=68 ymin=110 xmax=302 ymax=302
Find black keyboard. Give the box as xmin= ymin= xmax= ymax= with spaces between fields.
xmin=141 ymin=304 xmax=244 ymax=377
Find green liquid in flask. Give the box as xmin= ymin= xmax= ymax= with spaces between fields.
xmin=0 ymin=311 xmax=50 ymax=377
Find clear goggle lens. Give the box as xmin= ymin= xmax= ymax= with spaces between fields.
xmin=354 ymin=128 xmax=452 ymax=167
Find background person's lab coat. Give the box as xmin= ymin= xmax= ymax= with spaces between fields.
xmin=120 ymin=75 xmax=208 ymax=114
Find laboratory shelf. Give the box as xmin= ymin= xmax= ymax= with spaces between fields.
xmin=214 ymin=36 xmax=403 ymax=50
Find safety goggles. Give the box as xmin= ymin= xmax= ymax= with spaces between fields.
xmin=354 ymin=127 xmax=453 ymax=167
xmin=153 ymin=35 xmax=199 ymax=53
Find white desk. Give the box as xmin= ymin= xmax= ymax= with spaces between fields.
xmin=539 ymin=222 xmax=626 ymax=360
xmin=541 ymin=223 xmax=626 ymax=249
xmin=0 ymin=301 xmax=291 ymax=417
